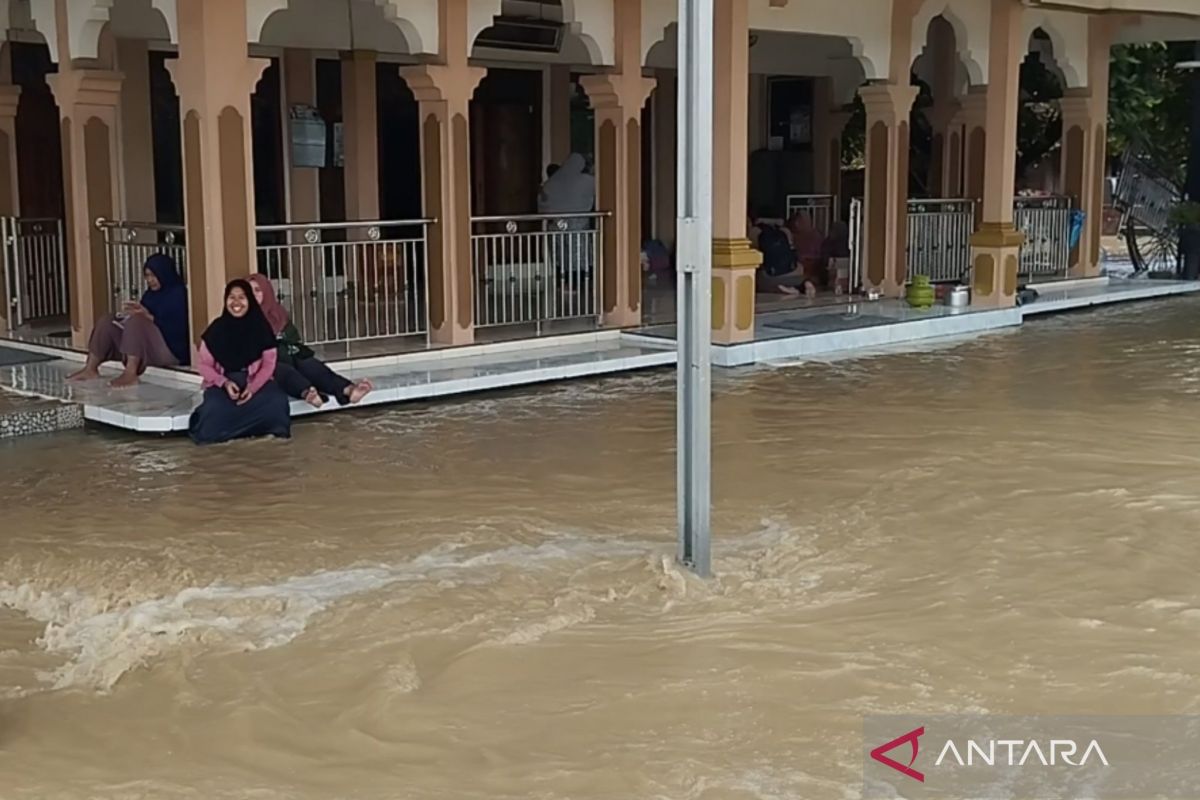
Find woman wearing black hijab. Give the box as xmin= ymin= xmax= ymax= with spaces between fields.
xmin=188 ymin=279 xmax=292 ymax=445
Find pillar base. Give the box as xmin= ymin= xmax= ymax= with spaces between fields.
xmin=430 ymin=323 xmax=474 ymax=347
xmin=712 ymin=238 xmax=762 ymax=345
xmin=969 ymin=223 xmax=1025 ymax=308
xmin=603 ymin=307 xmax=641 ymax=329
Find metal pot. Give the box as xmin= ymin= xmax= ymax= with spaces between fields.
xmin=946 ymin=285 xmax=970 ymax=308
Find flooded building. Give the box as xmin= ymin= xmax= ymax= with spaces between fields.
xmin=0 ymin=0 xmax=1197 ymax=359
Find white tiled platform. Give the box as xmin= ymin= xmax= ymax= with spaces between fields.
xmin=2 ymin=276 xmax=1196 ymax=435
xmin=1019 ymin=277 xmax=1200 ymax=316
xmin=629 ymin=300 xmax=1021 ymax=367
xmin=0 ymin=332 xmax=675 ymax=434
xmin=627 ymin=276 xmax=1200 ymax=367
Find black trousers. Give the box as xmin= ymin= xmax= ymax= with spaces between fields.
xmin=275 ymin=357 xmax=354 ymax=405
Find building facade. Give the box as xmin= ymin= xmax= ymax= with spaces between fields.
xmin=0 ymin=0 xmax=1197 ymax=355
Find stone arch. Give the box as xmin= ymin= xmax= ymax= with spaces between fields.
xmin=108 ymin=0 xmax=175 ymax=43
xmin=254 ymin=0 xmax=424 ymax=54
xmin=1022 ymin=10 xmax=1086 ymax=88
xmin=467 ymin=0 xmax=504 ymax=49
xmin=559 ymin=0 xmax=612 ymax=65
xmin=246 ymin=0 xmax=289 ymax=44
xmin=910 ymin=0 xmax=986 ymax=86
xmin=1026 ymin=27 xmax=1070 ymax=90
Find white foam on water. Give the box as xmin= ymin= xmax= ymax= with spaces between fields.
xmin=0 ymin=533 xmax=659 ymax=694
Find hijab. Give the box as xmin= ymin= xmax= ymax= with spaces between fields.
xmin=201 ymin=279 xmax=278 ymax=373
xmin=788 ymin=212 xmax=825 ymax=261
xmin=538 ymin=153 xmax=595 ymax=215
xmin=248 ymin=273 xmax=289 ymax=335
xmin=140 ymin=254 xmax=191 ymax=366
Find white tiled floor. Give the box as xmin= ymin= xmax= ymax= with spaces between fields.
xmin=0 ymin=335 xmax=676 ymax=434
xmin=1019 ymin=277 xmax=1200 ymax=316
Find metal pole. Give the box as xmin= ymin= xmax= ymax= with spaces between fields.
xmin=676 ymin=0 xmax=714 ymax=577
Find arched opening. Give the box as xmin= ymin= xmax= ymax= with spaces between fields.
xmin=1018 ymin=27 xmax=1066 ymax=194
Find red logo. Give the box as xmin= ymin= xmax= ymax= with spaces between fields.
xmin=871 ymin=726 xmax=926 ymax=783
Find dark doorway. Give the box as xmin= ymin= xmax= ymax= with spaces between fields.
xmin=251 ymin=58 xmax=286 ymax=226
xmin=379 ymin=63 xmax=421 ymax=223
xmin=11 ymin=41 xmax=62 ymax=220
xmin=470 ymin=68 xmax=542 ymax=216
xmin=149 ymin=51 xmax=182 ymax=225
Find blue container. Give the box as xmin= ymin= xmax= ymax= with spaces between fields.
xmin=1068 ymin=210 xmax=1086 ymax=250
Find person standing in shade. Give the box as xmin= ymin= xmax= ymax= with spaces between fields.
xmin=247 ymin=274 xmax=372 ymax=409
xmin=188 ymin=279 xmax=291 ymax=445
xmin=67 ymin=254 xmax=190 ymax=387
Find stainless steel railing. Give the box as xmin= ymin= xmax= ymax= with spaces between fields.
xmin=470 ymin=212 xmax=606 ymax=331
xmin=256 ymin=219 xmax=432 ymax=347
xmin=906 ymin=198 xmax=976 ymax=283
xmin=3 ymin=217 xmax=67 ymax=327
xmin=848 ymin=198 xmax=864 ymax=293
xmin=1014 ymin=195 xmax=1072 ymax=277
xmin=784 ymin=193 xmax=836 ymax=235
xmin=96 ymin=218 xmax=187 ymax=311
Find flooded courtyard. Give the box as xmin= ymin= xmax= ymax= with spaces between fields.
xmin=3 ymin=298 xmax=1200 ymax=799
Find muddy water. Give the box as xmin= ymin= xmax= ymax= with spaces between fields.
xmin=4 ymin=299 xmax=1200 ymax=799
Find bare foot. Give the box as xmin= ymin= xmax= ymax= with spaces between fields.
xmin=303 ymin=387 xmax=324 ymax=409
xmin=778 ymin=285 xmax=800 ymax=297
xmin=346 ymin=379 xmax=373 ymax=404
xmin=804 ymin=281 xmax=818 ymax=299
xmin=67 ymin=367 xmax=100 ymax=382
xmin=109 ymin=372 xmax=140 ymax=389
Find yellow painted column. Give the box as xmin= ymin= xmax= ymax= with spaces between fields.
xmin=342 ymin=50 xmax=379 ymax=224
xmin=859 ymin=83 xmax=918 ymax=297
xmin=116 ymin=37 xmax=156 ymax=223
xmin=711 ymin=0 xmax=760 ymax=345
xmin=969 ymin=0 xmax=1026 ymax=308
xmin=169 ymin=0 xmax=269 ymax=341
xmin=0 ymin=82 xmax=18 ymax=332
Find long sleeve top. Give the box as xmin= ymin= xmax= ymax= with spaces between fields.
xmin=196 ymin=342 xmax=277 ymax=396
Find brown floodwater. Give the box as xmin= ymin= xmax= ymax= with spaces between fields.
xmin=3 ymin=298 xmax=1200 ymax=799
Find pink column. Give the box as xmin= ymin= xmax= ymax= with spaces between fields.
xmin=859 ymin=83 xmax=918 ymax=297
xmin=1059 ymin=17 xmax=1113 ymax=278
xmin=579 ymin=0 xmax=654 ymax=328
xmin=48 ymin=68 xmax=123 ymax=344
xmin=342 ymin=50 xmax=380 ymax=224
xmin=812 ymin=77 xmax=850 ymax=202
xmin=170 ymin=0 xmax=269 ymax=340
xmin=711 ymin=0 xmax=761 ymax=345
xmin=0 ymin=81 xmax=18 ymax=332
xmin=400 ymin=0 xmax=483 ymax=346
xmin=968 ymin=0 xmax=1026 ymax=308
xmin=283 ymin=48 xmax=321 ymax=225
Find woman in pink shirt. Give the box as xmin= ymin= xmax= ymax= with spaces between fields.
xmin=188 ymin=279 xmax=291 ymax=445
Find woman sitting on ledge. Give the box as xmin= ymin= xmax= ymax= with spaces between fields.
xmin=67 ymin=254 xmax=189 ymax=387
xmin=247 ymin=274 xmax=372 ymax=408
xmin=188 ymin=279 xmax=291 ymax=446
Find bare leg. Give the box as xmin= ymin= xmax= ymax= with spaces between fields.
xmin=110 ymin=357 xmax=142 ymax=388
xmin=69 ymin=316 xmax=123 ymax=380
xmin=67 ymin=355 xmax=103 ymax=381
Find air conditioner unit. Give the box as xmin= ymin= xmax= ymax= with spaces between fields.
xmin=474 ymin=17 xmax=564 ymax=53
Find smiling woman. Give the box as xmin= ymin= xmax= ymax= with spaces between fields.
xmin=187 ymin=278 xmax=292 ymax=445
